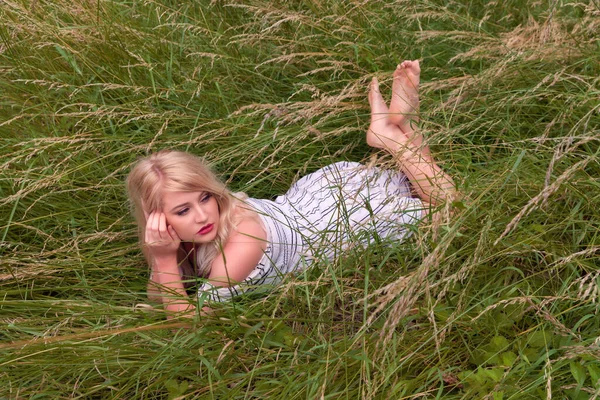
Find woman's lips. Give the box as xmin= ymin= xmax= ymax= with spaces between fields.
xmin=197 ymin=224 xmax=214 ymax=235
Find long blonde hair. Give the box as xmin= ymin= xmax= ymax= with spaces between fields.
xmin=126 ymin=150 xmax=241 ymax=277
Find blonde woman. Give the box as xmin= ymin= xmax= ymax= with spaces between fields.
xmin=126 ymin=61 xmax=455 ymax=316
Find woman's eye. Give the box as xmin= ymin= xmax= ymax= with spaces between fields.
xmin=176 ymin=208 xmax=189 ymax=216
xmin=200 ymin=193 xmax=212 ymax=203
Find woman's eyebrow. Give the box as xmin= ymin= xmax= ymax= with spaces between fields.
xmin=169 ymin=202 xmax=191 ymax=212
xmin=169 ymin=193 xmax=205 ymax=212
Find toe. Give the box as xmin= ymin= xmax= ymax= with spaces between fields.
xmin=405 ymin=60 xmax=420 ymax=75
xmin=393 ymin=63 xmax=405 ymax=79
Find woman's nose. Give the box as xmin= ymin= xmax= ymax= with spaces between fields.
xmin=194 ymin=207 xmax=207 ymax=223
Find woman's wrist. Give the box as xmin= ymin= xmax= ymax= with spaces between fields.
xmin=150 ymin=261 xmax=181 ymax=286
xmin=150 ymin=253 xmax=179 ymax=271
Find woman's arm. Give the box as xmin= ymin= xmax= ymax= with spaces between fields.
xmin=149 ymin=254 xmax=195 ymax=315
xmin=144 ymin=211 xmax=266 ymax=317
xmin=144 ymin=211 xmax=196 ymax=317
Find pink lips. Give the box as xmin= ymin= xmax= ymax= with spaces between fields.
xmin=197 ymin=224 xmax=214 ymax=235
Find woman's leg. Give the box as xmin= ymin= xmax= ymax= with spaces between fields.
xmin=367 ymin=61 xmax=455 ymax=206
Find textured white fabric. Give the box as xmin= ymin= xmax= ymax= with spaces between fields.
xmin=198 ymin=161 xmax=423 ymax=301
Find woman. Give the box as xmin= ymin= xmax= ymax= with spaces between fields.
xmin=126 ymin=61 xmax=455 ymax=316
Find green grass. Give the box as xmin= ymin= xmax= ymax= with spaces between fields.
xmin=1 ymin=0 xmax=599 ymax=398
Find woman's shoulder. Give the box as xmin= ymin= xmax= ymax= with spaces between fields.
xmin=231 ymin=199 xmax=267 ymax=242
xmin=208 ymin=201 xmax=267 ymax=285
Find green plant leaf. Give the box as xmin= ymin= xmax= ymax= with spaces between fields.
xmin=490 ymin=336 xmax=510 ymax=351
xmin=588 ymin=364 xmax=600 ymax=387
xmin=500 ymin=351 xmax=517 ymax=367
xmin=483 ymin=367 xmax=504 ymax=383
xmin=570 ymin=361 xmax=587 ymax=386
xmin=527 ymin=330 xmax=552 ymax=349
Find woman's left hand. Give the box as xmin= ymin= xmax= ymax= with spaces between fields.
xmin=144 ymin=210 xmax=181 ymax=261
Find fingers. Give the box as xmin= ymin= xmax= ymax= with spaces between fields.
xmin=144 ymin=211 xmax=181 ymax=257
xmin=167 ymin=225 xmax=180 ymax=241
xmin=151 ymin=212 xmax=161 ymax=238
xmin=144 ymin=211 xmax=154 ymax=243
xmin=145 ymin=211 xmax=169 ymax=242
xmin=159 ymin=213 xmax=167 ymax=238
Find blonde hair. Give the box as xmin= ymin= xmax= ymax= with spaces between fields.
xmin=126 ymin=150 xmax=242 ymax=277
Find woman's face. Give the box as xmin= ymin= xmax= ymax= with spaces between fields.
xmin=161 ymin=191 xmax=220 ymax=243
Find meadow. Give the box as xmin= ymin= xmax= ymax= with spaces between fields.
xmin=1 ymin=0 xmax=599 ymax=398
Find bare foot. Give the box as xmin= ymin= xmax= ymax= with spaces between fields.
xmin=389 ymin=60 xmax=431 ymax=157
xmin=389 ymin=60 xmax=420 ymax=131
xmin=367 ymin=77 xmax=407 ymax=152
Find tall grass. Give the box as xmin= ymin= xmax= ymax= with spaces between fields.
xmin=1 ymin=0 xmax=599 ymax=398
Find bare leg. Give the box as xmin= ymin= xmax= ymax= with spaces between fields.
xmin=367 ymin=65 xmax=455 ymax=207
xmin=388 ymin=60 xmax=431 ymax=158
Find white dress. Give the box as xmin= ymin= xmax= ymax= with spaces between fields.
xmin=198 ymin=161 xmax=424 ymax=301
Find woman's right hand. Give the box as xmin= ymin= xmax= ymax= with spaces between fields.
xmin=144 ymin=211 xmax=181 ymax=260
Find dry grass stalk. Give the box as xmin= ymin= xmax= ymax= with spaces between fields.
xmin=231 ymin=77 xmax=366 ymax=124
xmin=545 ymin=357 xmax=552 ymax=400
xmin=471 ymin=295 xmax=580 ymax=340
xmin=0 ymin=321 xmax=192 ymax=350
xmin=544 ymin=136 xmax=596 ymax=188
xmin=559 ymin=385 xmax=598 ymax=395
xmin=554 ymin=246 xmax=600 ymax=269
xmin=556 ymin=343 xmax=600 ymax=363
xmin=424 ymin=217 xmax=492 ymax=345
xmin=494 ymin=153 xmax=596 ymax=245
xmin=366 ymin=232 xmax=455 ymax=346
xmin=570 ymin=267 xmax=600 ymax=304
xmin=0 ymin=265 xmax=60 ymax=282
xmin=527 ymin=298 xmax=581 ymax=340
xmin=470 ymin=296 xmax=534 ymax=322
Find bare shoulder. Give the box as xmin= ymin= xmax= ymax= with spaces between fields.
xmin=207 ymin=204 xmax=267 ymax=286
xmin=232 ymin=200 xmax=267 ymax=242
